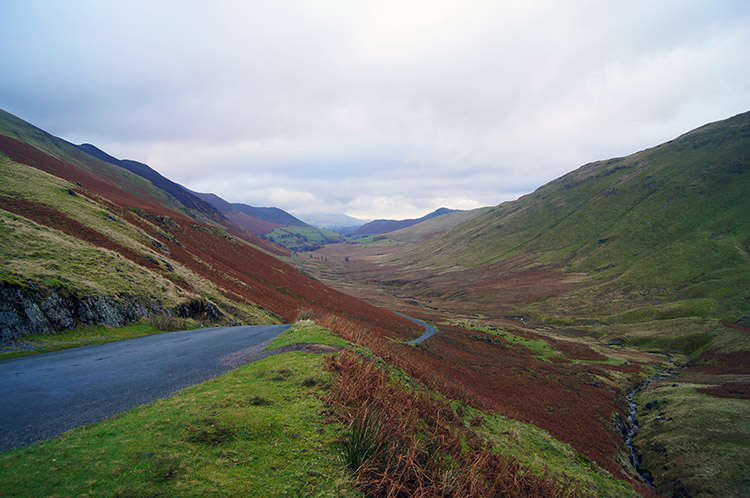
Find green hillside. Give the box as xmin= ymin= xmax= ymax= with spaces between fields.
xmin=393 ymin=111 xmax=750 ymax=324
xmin=263 ymin=226 xmax=346 ymax=251
xmin=383 ymin=207 xmax=491 ymax=243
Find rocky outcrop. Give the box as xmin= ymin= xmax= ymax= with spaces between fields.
xmin=0 ymin=282 xmax=199 ymax=341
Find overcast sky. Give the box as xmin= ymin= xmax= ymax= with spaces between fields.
xmin=1 ymin=1 xmax=749 ymax=221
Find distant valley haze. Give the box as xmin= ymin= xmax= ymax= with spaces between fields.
xmin=1 ymin=0 xmax=749 ymax=220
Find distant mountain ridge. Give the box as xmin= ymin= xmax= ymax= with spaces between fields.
xmin=192 ymin=191 xmax=308 ymax=228
xmin=192 ymin=191 xmax=308 ymax=235
xmin=75 ymin=143 xmax=223 ymax=224
xmin=351 ymin=207 xmax=461 ymax=236
xmin=297 ymin=212 xmax=369 ymax=235
xmin=75 ymin=143 xmax=308 ymax=236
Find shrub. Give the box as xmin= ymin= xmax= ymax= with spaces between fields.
xmin=338 ymin=408 xmax=390 ymax=472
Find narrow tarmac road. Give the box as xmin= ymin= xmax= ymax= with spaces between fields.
xmin=0 ymin=324 xmax=289 ymax=452
xmin=399 ymin=314 xmax=437 ymax=344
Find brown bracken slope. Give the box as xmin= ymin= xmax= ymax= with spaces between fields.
xmin=0 ymin=132 xmax=416 ymax=338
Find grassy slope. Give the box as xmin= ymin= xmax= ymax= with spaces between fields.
xmin=391 ymin=111 xmax=750 ymax=323
xmin=0 ymin=156 xmax=274 ymax=326
xmin=0 ymin=110 xmax=179 ymax=213
xmin=377 ymin=207 xmax=492 ymax=243
xmin=633 ymin=377 xmax=750 ymax=497
xmin=0 ymin=109 xmax=223 ymax=225
xmin=264 ymin=226 xmax=347 ymax=250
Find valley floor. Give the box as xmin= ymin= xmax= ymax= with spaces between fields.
xmin=298 ymin=243 xmax=750 ymax=498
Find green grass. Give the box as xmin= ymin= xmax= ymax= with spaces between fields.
xmin=347 ymin=236 xmax=403 ymax=247
xmin=604 ymin=299 xmax=719 ymax=324
xmin=468 ymin=406 xmax=638 ymax=497
xmin=266 ymin=320 xmax=350 ymax=350
xmin=633 ymin=379 xmax=750 ymax=497
xmin=0 ymin=351 xmax=361 ymax=498
xmin=264 ymin=226 xmax=346 ymax=250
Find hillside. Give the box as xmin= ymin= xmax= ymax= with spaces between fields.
xmin=303 ymin=111 xmax=750 ymax=496
xmin=384 ymin=206 xmax=492 ymax=243
xmin=0 ymin=109 xmax=416 ymax=341
xmin=75 ymin=144 xmax=224 ymax=225
xmin=194 ymin=191 xmax=308 ymax=233
xmin=358 ymin=111 xmax=750 ymax=329
xmin=350 ymin=207 xmax=460 ymax=236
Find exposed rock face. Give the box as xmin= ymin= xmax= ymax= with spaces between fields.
xmin=0 ymin=282 xmax=168 ymax=341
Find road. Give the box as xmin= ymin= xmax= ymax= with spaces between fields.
xmin=0 ymin=324 xmax=289 ymax=452
xmin=400 ymin=314 xmax=437 ymax=344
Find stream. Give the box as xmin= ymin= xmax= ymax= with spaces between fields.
xmin=624 ymin=356 xmax=679 ymax=488
xmin=625 ymin=378 xmax=656 ymax=487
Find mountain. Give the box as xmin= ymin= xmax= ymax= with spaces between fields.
xmin=0 ymin=108 xmax=414 ymax=340
xmin=191 ymin=191 xmax=298 ymax=235
xmin=193 ymin=191 xmax=308 ymax=228
xmin=76 ymin=143 xmax=224 ymax=224
xmin=75 ymin=144 xmax=308 ymax=237
xmin=383 ymin=111 xmax=750 ymax=329
xmin=298 ymin=212 xmax=369 ymax=234
xmin=350 ymin=207 xmax=461 ymax=236
xmin=382 ymin=207 xmax=492 ymax=243
xmin=233 ymin=204 xmax=307 ymax=227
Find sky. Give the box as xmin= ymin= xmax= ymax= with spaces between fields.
xmin=1 ymin=1 xmax=749 ymax=222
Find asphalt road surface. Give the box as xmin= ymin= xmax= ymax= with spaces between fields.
xmin=400 ymin=315 xmax=437 ymax=344
xmin=0 ymin=324 xmax=289 ymax=452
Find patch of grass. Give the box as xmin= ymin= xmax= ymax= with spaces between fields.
xmin=462 ymin=323 xmax=566 ymax=362
xmin=263 ymin=226 xmax=346 ymax=250
xmin=266 ymin=319 xmax=350 ymax=350
xmin=469 ymin=405 xmax=638 ymax=497
xmin=148 ymin=312 xmax=191 ymax=331
xmin=634 ymin=379 xmax=750 ymax=497
xmin=0 ymin=352 xmax=361 ymax=497
xmin=626 ymin=331 xmax=716 ymax=356
xmin=605 ymin=299 xmax=719 ymax=324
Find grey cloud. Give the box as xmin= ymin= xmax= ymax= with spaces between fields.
xmin=1 ymin=1 xmax=749 ymax=220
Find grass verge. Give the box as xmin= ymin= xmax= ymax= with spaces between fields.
xmin=266 ymin=319 xmax=349 ymax=351
xmin=0 ymin=350 xmax=360 ymax=497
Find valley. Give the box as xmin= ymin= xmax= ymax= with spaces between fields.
xmin=295 ymin=110 xmax=750 ymax=497
xmin=0 ymin=108 xmax=748 ymax=497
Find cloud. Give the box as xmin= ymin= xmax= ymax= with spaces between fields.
xmin=1 ymin=0 xmax=749 ymax=219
